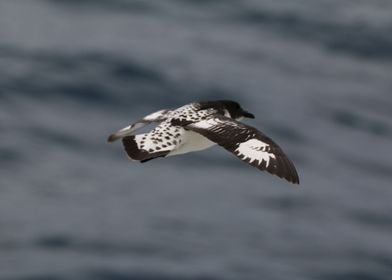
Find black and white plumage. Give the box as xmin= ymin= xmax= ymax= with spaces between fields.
xmin=107 ymin=100 xmax=299 ymax=184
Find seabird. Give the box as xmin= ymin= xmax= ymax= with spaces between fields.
xmin=107 ymin=100 xmax=299 ymax=184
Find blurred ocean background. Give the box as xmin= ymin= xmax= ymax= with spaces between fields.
xmin=1 ymin=0 xmax=392 ymax=279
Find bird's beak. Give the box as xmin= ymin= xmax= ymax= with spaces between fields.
xmin=242 ymin=110 xmax=255 ymax=119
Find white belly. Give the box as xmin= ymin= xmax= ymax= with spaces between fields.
xmin=168 ymin=131 xmax=215 ymax=156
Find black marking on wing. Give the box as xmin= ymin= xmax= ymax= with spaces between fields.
xmin=122 ymin=136 xmax=170 ymax=162
xmin=170 ymin=118 xmax=193 ymax=127
xmin=170 ymin=106 xmax=221 ymax=128
xmin=186 ymin=116 xmax=299 ymax=184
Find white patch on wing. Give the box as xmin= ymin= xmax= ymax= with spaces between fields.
xmin=192 ymin=118 xmax=223 ymax=129
xmin=144 ymin=110 xmax=168 ymax=121
xmin=119 ymin=122 xmax=145 ymax=133
xmin=119 ymin=125 xmax=132 ymax=132
xmin=133 ymin=121 xmax=185 ymax=153
xmin=235 ymin=139 xmax=276 ymax=167
xmin=134 ymin=134 xmax=150 ymax=150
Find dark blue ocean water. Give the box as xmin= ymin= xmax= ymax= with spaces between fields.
xmin=1 ymin=1 xmax=392 ymax=279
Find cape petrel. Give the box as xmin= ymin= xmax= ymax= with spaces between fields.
xmin=108 ymin=100 xmax=299 ymax=184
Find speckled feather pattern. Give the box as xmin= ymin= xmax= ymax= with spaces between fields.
xmin=124 ymin=103 xmax=219 ymax=158
xmin=111 ymin=101 xmax=299 ymax=184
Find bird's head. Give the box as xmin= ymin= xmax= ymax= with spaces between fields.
xmin=219 ymin=100 xmax=255 ymax=120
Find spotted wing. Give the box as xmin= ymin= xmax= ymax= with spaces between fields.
xmin=170 ymin=103 xmax=220 ymax=127
xmin=186 ymin=116 xmax=299 ymax=184
xmin=107 ymin=109 xmax=170 ymax=143
xmin=122 ymin=121 xmax=185 ymax=162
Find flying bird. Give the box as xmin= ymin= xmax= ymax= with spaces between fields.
xmin=107 ymin=100 xmax=299 ymax=184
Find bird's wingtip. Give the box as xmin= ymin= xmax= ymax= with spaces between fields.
xmin=289 ymin=173 xmax=300 ymax=185
xmin=292 ymin=179 xmax=300 ymax=185
xmin=107 ymin=134 xmax=118 ymax=143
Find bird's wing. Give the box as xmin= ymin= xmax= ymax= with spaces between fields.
xmin=185 ymin=115 xmax=299 ymax=184
xmin=107 ymin=109 xmax=170 ymax=143
xmin=121 ymin=120 xmax=185 ymax=162
xmin=170 ymin=105 xmax=222 ymax=127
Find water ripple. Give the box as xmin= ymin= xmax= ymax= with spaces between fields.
xmin=234 ymin=9 xmax=392 ymax=61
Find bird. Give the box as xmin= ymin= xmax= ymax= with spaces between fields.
xmin=107 ymin=100 xmax=299 ymax=184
